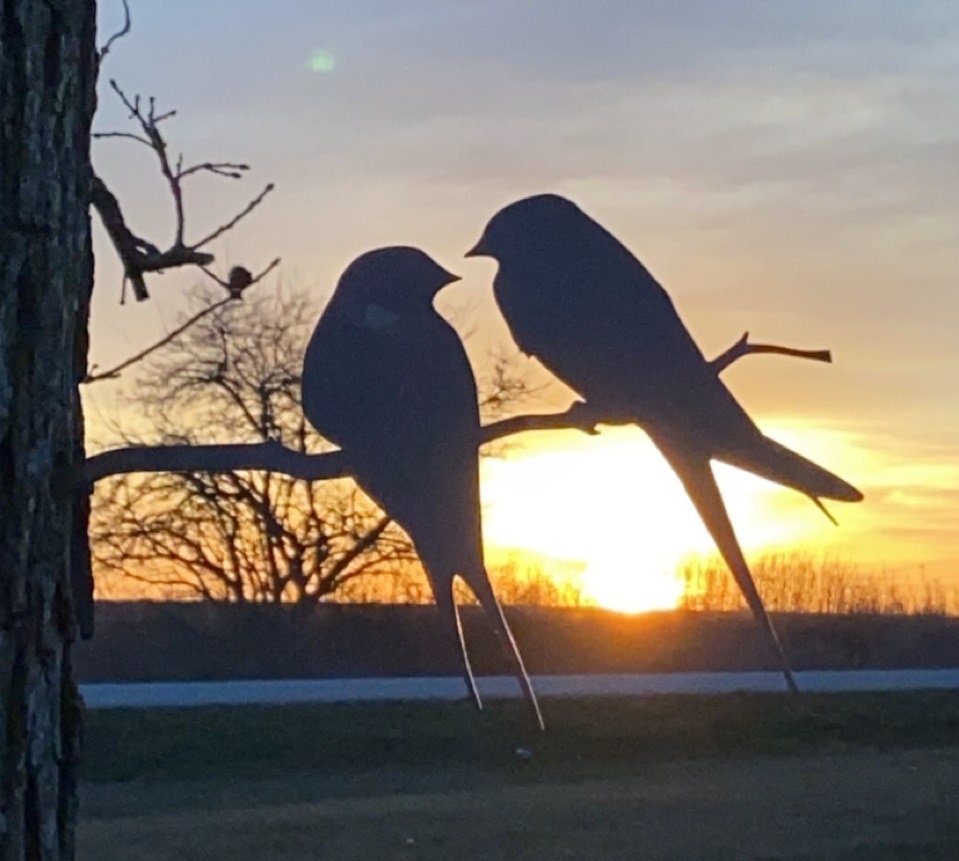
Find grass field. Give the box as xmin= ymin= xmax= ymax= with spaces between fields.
xmin=80 ymin=691 xmax=959 ymax=859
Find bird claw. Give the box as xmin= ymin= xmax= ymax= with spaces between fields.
xmin=567 ymin=401 xmax=601 ymax=435
xmin=811 ymin=496 xmax=838 ymax=526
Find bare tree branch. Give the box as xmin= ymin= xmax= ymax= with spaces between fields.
xmin=200 ymin=258 xmax=280 ymax=298
xmin=91 ymin=81 xmax=276 ymax=302
xmin=85 ymin=295 xmax=237 ymax=383
xmin=83 ymin=261 xmax=280 ymax=385
xmin=98 ymin=0 xmax=131 ymax=63
xmin=193 ymin=182 xmax=276 ymax=249
xmin=322 ymin=515 xmax=392 ymax=585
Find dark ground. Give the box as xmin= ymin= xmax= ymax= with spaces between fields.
xmin=79 ymin=692 xmax=959 ymax=860
xmin=75 ymin=602 xmax=959 ymax=682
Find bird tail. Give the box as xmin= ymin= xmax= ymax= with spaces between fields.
xmin=653 ymin=439 xmax=799 ymax=693
xmin=464 ymin=571 xmax=545 ymax=731
xmin=432 ymin=577 xmax=484 ymax=711
xmin=427 ymin=558 xmax=544 ymax=730
xmin=716 ymin=433 xmax=863 ymax=519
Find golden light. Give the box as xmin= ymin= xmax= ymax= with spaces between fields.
xmin=481 ymin=426 xmax=713 ymax=613
xmin=579 ymin=553 xmax=685 ymax=613
xmin=481 ymin=421 xmax=869 ymax=613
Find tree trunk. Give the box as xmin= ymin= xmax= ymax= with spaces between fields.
xmin=0 ymin=2 xmax=97 ymax=858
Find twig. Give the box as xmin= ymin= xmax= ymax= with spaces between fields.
xmin=98 ymin=0 xmax=131 ymax=63
xmin=194 ymin=183 xmax=276 ymax=249
xmin=91 ymin=81 xmax=276 ymax=301
xmin=178 ymin=162 xmax=249 ymax=181
xmin=92 ymin=131 xmax=152 ymax=147
xmin=199 ymin=257 xmax=281 ymax=297
xmin=84 ymin=296 xmax=239 ymax=383
xmin=710 ymin=332 xmax=832 ymax=374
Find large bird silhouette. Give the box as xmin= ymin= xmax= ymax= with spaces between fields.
xmin=302 ymin=246 xmax=543 ymax=728
xmin=467 ymin=194 xmax=864 ymax=692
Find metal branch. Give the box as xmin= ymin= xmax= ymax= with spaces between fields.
xmin=82 ymin=330 xmax=838 ymax=486
xmin=84 ymin=441 xmax=349 ymax=486
xmin=82 ymin=403 xmax=625 ymax=487
xmin=710 ymin=332 xmax=832 ymax=374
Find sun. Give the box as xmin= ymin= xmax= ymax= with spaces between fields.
xmin=480 ymin=422 xmax=857 ymax=613
xmin=579 ymin=554 xmax=686 ymax=613
xmin=481 ymin=426 xmax=717 ymax=613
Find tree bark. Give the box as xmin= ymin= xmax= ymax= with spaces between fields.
xmin=0 ymin=2 xmax=97 ymax=858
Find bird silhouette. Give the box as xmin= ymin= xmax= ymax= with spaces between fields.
xmin=302 ymin=246 xmax=543 ymax=727
xmin=467 ymin=194 xmax=864 ymax=692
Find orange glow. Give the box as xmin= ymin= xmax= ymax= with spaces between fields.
xmin=481 ymin=420 xmax=905 ymax=613
xmin=579 ymin=554 xmax=685 ymax=613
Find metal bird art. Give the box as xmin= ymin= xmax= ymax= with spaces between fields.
xmin=302 ymin=246 xmax=543 ymax=728
xmin=468 ymin=194 xmax=864 ymax=692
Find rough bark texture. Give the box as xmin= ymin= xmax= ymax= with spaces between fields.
xmin=0 ymin=2 xmax=97 ymax=858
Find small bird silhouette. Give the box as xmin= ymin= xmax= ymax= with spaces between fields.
xmin=467 ymin=194 xmax=864 ymax=692
xmin=302 ymin=246 xmax=543 ymax=727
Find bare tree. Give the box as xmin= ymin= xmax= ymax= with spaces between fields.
xmin=92 ymin=290 xmax=416 ymax=603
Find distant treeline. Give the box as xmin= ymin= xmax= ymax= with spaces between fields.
xmin=97 ymin=549 xmax=956 ymax=617
xmin=75 ymin=603 xmax=959 ymax=684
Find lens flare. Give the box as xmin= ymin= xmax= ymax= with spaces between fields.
xmin=309 ymin=49 xmax=335 ymax=73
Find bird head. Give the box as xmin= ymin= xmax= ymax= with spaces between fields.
xmin=466 ymin=193 xmax=586 ymax=266
xmin=334 ymin=247 xmax=460 ymax=325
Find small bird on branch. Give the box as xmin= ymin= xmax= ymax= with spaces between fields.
xmin=302 ymin=246 xmax=543 ymax=728
xmin=468 ymin=193 xmax=864 ymax=693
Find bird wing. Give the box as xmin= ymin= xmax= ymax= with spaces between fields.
xmin=494 ymin=240 xmax=733 ymax=426
xmin=303 ymin=307 xmax=483 ymax=549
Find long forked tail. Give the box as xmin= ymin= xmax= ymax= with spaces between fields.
xmin=718 ymin=434 xmax=863 ymax=514
xmin=433 ymin=578 xmax=484 ymax=712
xmin=655 ymin=441 xmax=799 ymax=694
xmin=466 ymin=572 xmax=545 ymax=731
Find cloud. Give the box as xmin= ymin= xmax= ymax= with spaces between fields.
xmin=90 ymin=2 xmax=959 ymax=476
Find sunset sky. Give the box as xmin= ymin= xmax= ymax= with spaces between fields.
xmin=86 ymin=2 xmax=959 ymax=609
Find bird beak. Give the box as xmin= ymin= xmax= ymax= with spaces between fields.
xmin=434 ymin=269 xmax=461 ymax=296
xmin=464 ymin=236 xmax=490 ymax=258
